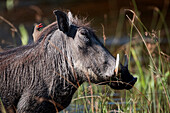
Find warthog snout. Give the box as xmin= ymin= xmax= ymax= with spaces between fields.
xmin=109 ymin=54 xmax=137 ymax=90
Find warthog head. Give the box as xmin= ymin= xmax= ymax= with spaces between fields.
xmin=53 ymin=10 xmax=137 ymax=90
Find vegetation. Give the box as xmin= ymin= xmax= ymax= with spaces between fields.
xmin=0 ymin=0 xmax=170 ymax=112
xmin=62 ymin=2 xmax=170 ymax=113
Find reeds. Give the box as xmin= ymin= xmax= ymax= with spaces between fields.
xmin=0 ymin=0 xmax=170 ymax=112
xmin=62 ymin=2 xmax=170 ymax=113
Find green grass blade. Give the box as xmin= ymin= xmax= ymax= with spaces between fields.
xmin=19 ymin=24 xmax=29 ymax=45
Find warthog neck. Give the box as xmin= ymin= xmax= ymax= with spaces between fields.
xmin=0 ymin=38 xmax=83 ymax=111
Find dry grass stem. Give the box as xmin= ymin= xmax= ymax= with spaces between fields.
xmin=0 ymin=16 xmax=18 ymax=33
xmin=72 ymin=95 xmax=102 ymax=102
xmin=125 ymin=9 xmax=170 ymax=110
xmin=48 ymin=40 xmax=80 ymax=87
xmin=101 ymin=24 xmax=107 ymax=46
xmin=84 ymin=73 xmax=94 ymax=113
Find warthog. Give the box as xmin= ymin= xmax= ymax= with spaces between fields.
xmin=0 ymin=10 xmax=137 ymax=113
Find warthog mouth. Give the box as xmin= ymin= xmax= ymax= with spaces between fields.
xmin=109 ymin=76 xmax=137 ymax=90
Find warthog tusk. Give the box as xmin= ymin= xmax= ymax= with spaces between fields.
xmin=114 ymin=54 xmax=119 ymax=76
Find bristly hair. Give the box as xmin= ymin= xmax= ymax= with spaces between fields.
xmin=35 ymin=11 xmax=91 ymax=43
xmin=0 ymin=11 xmax=91 ymax=70
xmin=67 ymin=11 xmax=91 ymax=27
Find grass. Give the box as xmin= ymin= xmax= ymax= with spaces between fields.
xmin=0 ymin=98 xmax=6 ymax=113
xmin=0 ymin=0 xmax=170 ymax=112
xmin=19 ymin=24 xmax=29 ymax=45
xmin=62 ymin=3 xmax=170 ymax=113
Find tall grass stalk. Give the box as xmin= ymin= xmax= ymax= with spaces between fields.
xmin=126 ymin=9 xmax=170 ymax=112
xmin=19 ymin=24 xmax=29 ymax=45
xmin=0 ymin=98 xmax=6 ymax=113
xmin=6 ymin=0 xmax=14 ymax=10
xmin=131 ymin=48 xmax=145 ymax=90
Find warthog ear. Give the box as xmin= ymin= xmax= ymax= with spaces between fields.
xmin=53 ymin=10 xmax=69 ymax=33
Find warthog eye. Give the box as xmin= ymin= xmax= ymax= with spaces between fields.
xmin=80 ymin=29 xmax=88 ymax=36
xmin=78 ymin=28 xmax=90 ymax=44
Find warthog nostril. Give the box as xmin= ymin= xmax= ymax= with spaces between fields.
xmin=134 ymin=77 xmax=137 ymax=81
xmin=132 ymin=77 xmax=137 ymax=84
xmin=125 ymin=77 xmax=137 ymax=87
